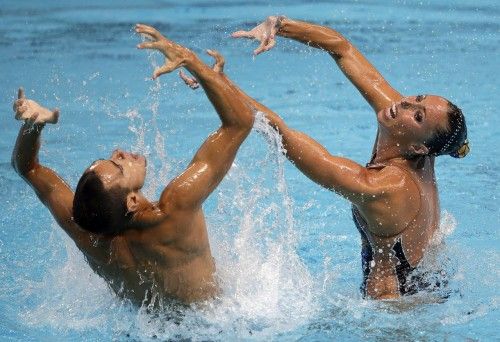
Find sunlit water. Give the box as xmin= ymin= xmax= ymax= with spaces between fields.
xmin=0 ymin=1 xmax=498 ymax=340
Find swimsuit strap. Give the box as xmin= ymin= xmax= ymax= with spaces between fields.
xmin=351 ymin=206 xmax=373 ymax=296
xmin=392 ymin=237 xmax=418 ymax=295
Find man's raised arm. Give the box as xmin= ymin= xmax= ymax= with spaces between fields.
xmin=135 ymin=24 xmax=254 ymax=211
xmin=11 ymin=89 xmax=94 ymax=251
xmin=178 ymin=52 xmax=392 ymax=206
xmin=232 ymin=16 xmax=402 ymax=112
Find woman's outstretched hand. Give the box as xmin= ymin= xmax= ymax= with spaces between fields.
xmin=135 ymin=23 xmax=194 ymax=79
xmin=231 ymin=16 xmax=280 ymax=56
xmin=13 ymin=88 xmax=59 ymax=126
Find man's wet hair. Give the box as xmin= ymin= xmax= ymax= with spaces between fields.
xmin=73 ymin=170 xmax=130 ymax=234
xmin=425 ymin=101 xmax=468 ymax=158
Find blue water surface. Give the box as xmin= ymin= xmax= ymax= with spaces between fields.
xmin=0 ymin=0 xmax=498 ymax=340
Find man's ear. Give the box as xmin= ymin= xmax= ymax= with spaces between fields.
xmin=409 ymin=143 xmax=429 ymax=156
xmin=126 ymin=192 xmax=141 ymax=214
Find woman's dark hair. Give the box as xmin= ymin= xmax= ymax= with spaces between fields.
xmin=73 ymin=170 xmax=130 ymax=234
xmin=425 ymin=101 xmax=468 ymax=158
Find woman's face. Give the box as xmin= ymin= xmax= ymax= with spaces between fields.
xmin=377 ymin=95 xmax=450 ymax=146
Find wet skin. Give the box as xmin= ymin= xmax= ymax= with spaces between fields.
xmin=11 ymin=25 xmax=254 ymax=306
xmin=230 ymin=17 xmax=454 ymax=299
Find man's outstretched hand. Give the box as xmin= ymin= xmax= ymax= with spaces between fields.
xmin=13 ymin=88 xmax=59 ymax=126
xmin=135 ymin=23 xmax=194 ymax=79
xmin=179 ymin=49 xmax=226 ymax=90
xmin=231 ymin=16 xmax=280 ymax=56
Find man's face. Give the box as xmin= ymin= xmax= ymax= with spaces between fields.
xmin=377 ymin=95 xmax=450 ymax=145
xmin=87 ymin=149 xmax=147 ymax=192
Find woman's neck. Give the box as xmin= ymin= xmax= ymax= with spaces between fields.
xmin=371 ymin=132 xmax=435 ymax=171
xmin=372 ymin=132 xmax=405 ymax=165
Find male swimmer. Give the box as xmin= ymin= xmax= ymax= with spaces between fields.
xmin=11 ymin=24 xmax=254 ymax=306
xmin=222 ymin=16 xmax=467 ymax=299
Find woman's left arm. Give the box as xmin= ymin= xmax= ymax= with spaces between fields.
xmin=233 ymin=16 xmax=403 ymax=113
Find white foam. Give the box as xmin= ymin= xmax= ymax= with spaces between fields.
xmin=430 ymin=210 xmax=457 ymax=246
xmin=20 ymin=109 xmax=315 ymax=340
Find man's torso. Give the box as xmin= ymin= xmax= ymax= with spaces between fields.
xmin=82 ymin=208 xmax=217 ymax=306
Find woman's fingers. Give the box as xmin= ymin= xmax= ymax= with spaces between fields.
xmin=254 ymin=36 xmax=270 ymax=55
xmin=233 ymin=18 xmax=278 ymax=56
xmin=231 ymin=30 xmax=255 ymax=39
xmin=254 ymin=35 xmax=276 ymax=55
xmin=263 ymin=38 xmax=276 ymax=52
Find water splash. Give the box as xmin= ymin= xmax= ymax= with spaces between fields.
xmin=121 ymin=45 xmax=172 ymax=199
xmin=431 ymin=210 xmax=457 ymax=246
xmin=20 ymin=225 xmax=119 ymax=333
xmin=204 ymin=113 xmax=315 ymax=337
xmin=19 ymin=108 xmax=315 ymax=339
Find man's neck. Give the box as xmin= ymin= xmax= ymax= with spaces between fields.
xmin=128 ymin=198 xmax=165 ymax=230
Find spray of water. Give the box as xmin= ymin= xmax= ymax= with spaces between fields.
xmin=16 ymin=44 xmax=471 ymax=340
xmin=19 ymin=74 xmax=316 ymax=339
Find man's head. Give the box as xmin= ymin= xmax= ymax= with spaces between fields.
xmin=73 ymin=149 xmax=147 ymax=234
xmin=377 ymin=95 xmax=468 ymax=158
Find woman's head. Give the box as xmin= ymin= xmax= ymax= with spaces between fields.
xmin=377 ymin=95 xmax=469 ymax=159
xmin=73 ymin=149 xmax=147 ymax=234
xmin=424 ymin=101 xmax=468 ymax=158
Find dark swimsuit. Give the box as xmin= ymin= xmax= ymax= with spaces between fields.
xmin=352 ymin=207 xmax=424 ymax=296
xmin=352 ymin=157 xmax=446 ymax=297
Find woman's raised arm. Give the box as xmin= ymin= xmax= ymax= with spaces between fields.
xmin=232 ymin=16 xmax=402 ymax=112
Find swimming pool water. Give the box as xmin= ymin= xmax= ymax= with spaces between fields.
xmin=0 ymin=0 xmax=498 ymax=340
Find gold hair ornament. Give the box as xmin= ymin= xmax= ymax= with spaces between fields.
xmin=456 ymin=139 xmax=470 ymax=158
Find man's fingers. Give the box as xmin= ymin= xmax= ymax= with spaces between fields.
xmin=13 ymin=99 xmax=23 ymax=111
xmin=17 ymin=105 xmax=27 ymax=113
xmin=15 ymin=105 xmax=28 ymax=120
xmin=26 ymin=112 xmax=39 ymax=126
xmin=15 ymin=111 xmax=23 ymax=120
xmin=206 ymin=49 xmax=225 ymax=73
xmin=51 ymin=108 xmax=60 ymax=124
xmin=18 ymin=87 xmax=25 ymax=99
xmin=135 ymin=24 xmax=162 ymax=40
xmin=152 ymin=63 xmax=177 ymax=79
xmin=179 ymin=70 xmax=200 ymax=89
xmin=231 ymin=30 xmax=255 ymax=39
xmin=137 ymin=41 xmax=159 ymax=50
